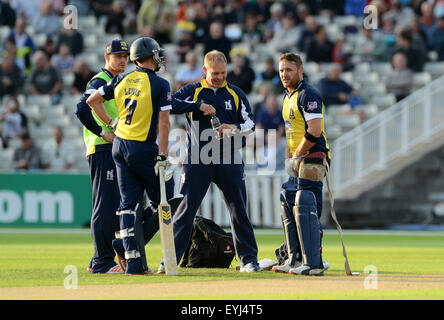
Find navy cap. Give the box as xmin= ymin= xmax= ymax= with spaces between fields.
xmin=105 ymin=39 xmax=129 ymax=55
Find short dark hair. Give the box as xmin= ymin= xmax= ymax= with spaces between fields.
xmin=20 ymin=132 xmax=30 ymax=141
xmin=279 ymin=52 xmax=303 ymax=67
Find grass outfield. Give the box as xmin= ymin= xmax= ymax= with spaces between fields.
xmin=0 ymin=229 xmax=443 ymax=300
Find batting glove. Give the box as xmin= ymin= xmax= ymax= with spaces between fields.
xmin=285 ymin=158 xmax=298 ymax=177
xmin=154 ymin=155 xmax=173 ymax=181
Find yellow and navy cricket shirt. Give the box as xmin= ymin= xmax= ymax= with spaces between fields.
xmin=282 ymin=79 xmax=330 ymax=159
xmin=99 ymin=66 xmax=172 ymax=142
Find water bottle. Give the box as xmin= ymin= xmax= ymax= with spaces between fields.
xmin=210 ymin=115 xmax=222 ymax=140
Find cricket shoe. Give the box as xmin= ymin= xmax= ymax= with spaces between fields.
xmin=272 ymin=260 xmax=302 ymax=273
xmin=239 ymin=261 xmax=262 ymax=273
xmin=157 ymin=261 xmax=165 ymax=274
xmin=114 ymin=249 xmax=127 ymax=273
xmin=323 ymin=260 xmax=330 ymax=271
xmin=289 ymin=264 xmax=324 ymax=276
xmin=106 ymin=264 xmax=124 ymax=274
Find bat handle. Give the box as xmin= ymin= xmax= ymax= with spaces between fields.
xmin=158 ymin=166 xmax=167 ymax=204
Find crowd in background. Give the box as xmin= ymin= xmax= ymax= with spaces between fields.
xmin=1 ymin=0 xmax=444 ymax=172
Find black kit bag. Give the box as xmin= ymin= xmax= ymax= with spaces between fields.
xmin=180 ymin=216 xmax=235 ymax=268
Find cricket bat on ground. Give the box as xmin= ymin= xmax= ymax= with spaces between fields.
xmin=158 ymin=166 xmax=179 ymax=275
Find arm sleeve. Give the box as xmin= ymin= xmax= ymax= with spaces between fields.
xmin=74 ymin=78 xmax=107 ymax=137
xmin=171 ymin=85 xmax=201 ymax=114
xmin=158 ymin=79 xmax=173 ymax=112
xmin=236 ymin=89 xmax=255 ymax=133
xmin=301 ymin=90 xmax=323 ymax=122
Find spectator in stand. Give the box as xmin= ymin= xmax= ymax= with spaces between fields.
xmin=244 ymin=0 xmax=270 ymax=24
xmin=306 ymin=25 xmax=334 ymax=63
xmin=298 ymin=15 xmax=318 ymax=53
xmin=269 ymin=13 xmax=300 ymax=53
xmin=353 ymin=26 xmax=378 ymax=63
xmin=39 ymin=36 xmax=58 ymax=60
xmin=241 ymin=13 xmax=263 ymax=51
xmin=227 ymin=52 xmax=256 ymax=94
xmin=42 ymin=126 xmax=75 ymax=171
xmin=0 ymin=95 xmax=28 ymax=149
xmin=6 ymin=17 xmax=35 ymax=76
xmin=318 ymin=63 xmax=359 ymax=107
xmin=429 ymin=15 xmax=444 ymax=61
xmin=57 ymin=24 xmax=84 ymax=56
xmin=420 ymin=1 xmax=436 ymax=44
xmin=264 ymin=2 xmax=284 ymax=41
xmin=12 ymin=132 xmax=42 ymax=170
xmin=9 ymin=0 xmax=41 ymax=22
xmin=122 ymin=0 xmax=142 ymax=34
xmin=385 ymin=51 xmax=413 ymax=102
xmin=28 ymin=50 xmax=63 ymax=104
xmin=51 ymin=43 xmax=75 ymax=75
xmin=71 ymin=60 xmax=96 ymax=95
xmin=176 ymin=30 xmax=196 ymax=63
xmin=192 ymin=1 xmax=210 ymax=44
xmin=252 ymin=82 xmax=272 ymax=121
xmin=204 ymin=21 xmax=232 ymax=62
xmin=255 ymin=94 xmax=286 ymax=171
xmin=393 ymin=27 xmax=426 ymax=72
xmin=173 ymin=51 xmax=203 ymax=92
xmin=388 ymin=0 xmax=415 ymax=28
xmin=376 ymin=12 xmax=398 ymax=61
xmin=105 ymin=0 xmax=126 ymax=37
xmin=256 ymin=94 xmax=285 ymax=140
xmin=33 ymin=1 xmax=60 ymax=36
xmin=137 ymin=0 xmax=174 ymax=45
xmin=257 ymin=57 xmax=284 ymax=94
xmin=332 ymin=35 xmax=352 ymax=70
xmin=90 ymin=0 xmax=113 ymax=18
xmin=0 ymin=55 xmax=24 ymax=97
xmin=224 ymin=0 xmax=246 ymax=25
xmin=0 ymin=0 xmax=16 ymax=27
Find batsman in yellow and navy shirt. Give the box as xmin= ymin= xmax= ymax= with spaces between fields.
xmin=170 ymin=50 xmax=261 ymax=272
xmin=87 ymin=37 xmax=182 ymax=274
xmin=274 ymin=53 xmax=330 ymax=275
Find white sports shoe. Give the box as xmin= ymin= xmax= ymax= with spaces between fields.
xmin=239 ymin=261 xmax=262 ymax=273
xmin=106 ymin=265 xmax=124 ymax=274
xmin=272 ymin=260 xmax=302 ymax=273
xmin=323 ymin=260 xmax=330 ymax=271
xmin=157 ymin=262 xmax=165 ymax=274
xmin=289 ymin=264 xmax=324 ymax=276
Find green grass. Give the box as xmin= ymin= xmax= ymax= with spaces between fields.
xmin=0 ymin=230 xmax=443 ymax=299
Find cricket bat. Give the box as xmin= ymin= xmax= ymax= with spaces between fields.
xmin=158 ymin=166 xmax=179 ymax=275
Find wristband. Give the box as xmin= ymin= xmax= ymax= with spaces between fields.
xmin=304 ymin=132 xmax=319 ymax=143
xmin=155 ymin=154 xmax=167 ymax=162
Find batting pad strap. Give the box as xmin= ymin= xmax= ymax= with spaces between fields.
xmin=124 ymin=250 xmax=141 ymax=260
xmin=116 ymin=209 xmax=136 ymax=216
xmin=115 ymin=227 xmax=135 ymax=239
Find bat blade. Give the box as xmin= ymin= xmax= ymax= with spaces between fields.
xmin=158 ymin=202 xmax=178 ymax=275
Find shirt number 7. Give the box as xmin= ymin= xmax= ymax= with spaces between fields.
xmin=125 ymin=99 xmax=137 ymax=125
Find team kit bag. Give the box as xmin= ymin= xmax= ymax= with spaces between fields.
xmin=181 ymin=216 xmax=236 ymax=268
